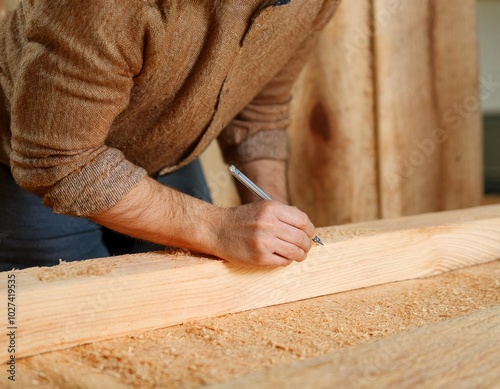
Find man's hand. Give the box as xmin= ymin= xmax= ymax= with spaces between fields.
xmin=214 ymin=200 xmax=315 ymax=267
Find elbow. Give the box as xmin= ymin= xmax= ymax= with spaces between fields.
xmin=10 ymin=154 xmax=59 ymax=197
xmin=9 ymin=140 xmax=109 ymax=196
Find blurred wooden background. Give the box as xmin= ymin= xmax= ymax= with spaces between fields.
xmin=1 ymin=0 xmax=484 ymax=227
xmin=289 ymin=0 xmax=482 ymax=226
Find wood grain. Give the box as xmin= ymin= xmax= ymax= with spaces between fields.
xmin=433 ymin=0 xmax=483 ymax=211
xmin=212 ymin=306 xmax=500 ymax=389
xmin=288 ymin=0 xmax=379 ymax=226
xmin=374 ymin=0 xmax=482 ymax=218
xmin=1 ymin=204 xmax=500 ymax=363
xmin=9 ymin=261 xmax=500 ymax=389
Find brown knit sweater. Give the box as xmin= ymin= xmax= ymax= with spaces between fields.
xmin=0 ymin=0 xmax=338 ymax=217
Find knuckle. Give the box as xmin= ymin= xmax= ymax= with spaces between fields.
xmin=289 ymin=245 xmax=302 ymax=259
xmin=303 ymin=239 xmax=313 ymax=253
xmin=282 ymin=247 xmax=294 ymax=260
xmin=296 ymin=250 xmax=307 ymax=262
xmin=256 ymin=206 xmax=276 ymax=223
xmin=293 ymin=210 xmax=309 ymax=229
xmin=251 ymin=238 xmax=267 ymax=254
xmin=300 ymin=214 xmax=309 ymax=228
xmin=287 ymin=246 xmax=305 ymax=262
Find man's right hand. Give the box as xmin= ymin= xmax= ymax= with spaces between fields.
xmin=213 ymin=201 xmax=316 ymax=267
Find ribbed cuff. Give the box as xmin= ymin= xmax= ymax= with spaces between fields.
xmin=222 ymin=129 xmax=290 ymax=164
xmin=43 ymin=148 xmax=148 ymax=217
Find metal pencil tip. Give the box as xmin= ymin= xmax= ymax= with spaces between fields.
xmin=313 ymin=236 xmax=324 ymax=246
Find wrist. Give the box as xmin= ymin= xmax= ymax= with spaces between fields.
xmin=236 ymin=159 xmax=289 ymax=204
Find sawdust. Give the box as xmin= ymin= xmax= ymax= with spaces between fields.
xmin=317 ymin=203 xmax=500 ymax=244
xmin=33 ymin=249 xmax=201 ymax=282
xmin=35 ymin=258 xmax=117 ymax=282
xmin=317 ymin=226 xmax=378 ymax=241
xmin=15 ymin=260 xmax=500 ymax=388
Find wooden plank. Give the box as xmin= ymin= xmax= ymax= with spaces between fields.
xmin=212 ymin=306 xmax=500 ymax=389
xmin=9 ymin=261 xmax=500 ymax=388
xmin=375 ymin=0 xmax=482 ymax=218
xmin=1 ymin=204 xmax=500 ymax=363
xmin=288 ymin=0 xmax=379 ymax=226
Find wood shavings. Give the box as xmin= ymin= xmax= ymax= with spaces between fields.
xmin=36 ymin=258 xmax=116 ymax=282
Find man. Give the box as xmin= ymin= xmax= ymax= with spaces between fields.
xmin=0 ymin=0 xmax=339 ymax=270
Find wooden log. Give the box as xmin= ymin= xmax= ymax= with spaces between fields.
xmin=288 ymin=0 xmax=379 ymax=226
xmin=433 ymin=0 xmax=483 ymax=211
xmin=375 ymin=0 xmax=442 ymax=217
xmin=212 ymin=306 xmax=500 ymax=389
xmin=375 ymin=0 xmax=482 ymax=218
xmin=2 ymin=204 xmax=500 ymax=362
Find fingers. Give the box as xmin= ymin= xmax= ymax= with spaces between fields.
xmin=274 ymin=239 xmax=307 ymax=263
xmin=275 ymin=222 xmax=312 ymax=255
xmin=219 ymin=201 xmax=318 ymax=268
xmin=273 ymin=203 xmax=316 ymax=240
xmin=256 ymin=254 xmax=293 ymax=268
xmin=256 ymin=202 xmax=316 ymax=264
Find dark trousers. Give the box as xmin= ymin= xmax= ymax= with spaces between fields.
xmin=0 ymin=160 xmax=211 ymax=271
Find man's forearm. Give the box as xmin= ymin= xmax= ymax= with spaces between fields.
xmin=90 ymin=176 xmax=222 ymax=255
xmin=90 ymin=169 xmax=315 ymax=268
xmin=236 ymin=159 xmax=289 ymax=204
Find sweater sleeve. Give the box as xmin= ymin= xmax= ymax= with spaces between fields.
xmin=217 ymin=1 xmax=339 ymax=165
xmin=9 ymin=0 xmax=148 ymax=217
